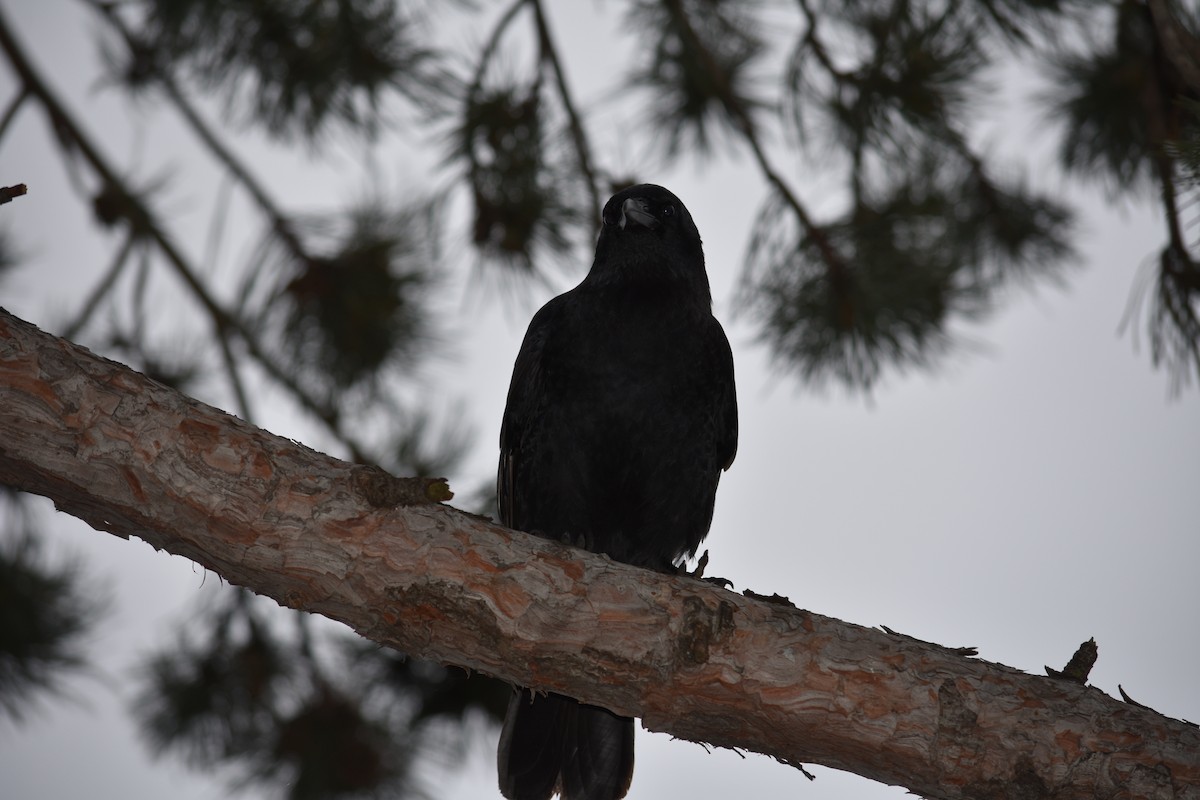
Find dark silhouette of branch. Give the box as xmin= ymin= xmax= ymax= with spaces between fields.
xmin=467 ymin=0 xmax=527 ymax=110
xmin=531 ymin=0 xmax=603 ymax=231
xmin=0 ymin=85 xmax=27 ymax=139
xmin=60 ymin=229 xmax=137 ymax=341
xmin=84 ymin=0 xmax=311 ymax=265
xmin=1146 ymin=0 xmax=1200 ymax=96
xmin=661 ymin=0 xmax=852 ymax=280
xmin=0 ymin=3 xmax=371 ymax=460
xmin=0 ymin=182 xmax=26 ymax=205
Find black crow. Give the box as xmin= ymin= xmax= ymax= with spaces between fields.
xmin=496 ymin=184 xmax=738 ymax=800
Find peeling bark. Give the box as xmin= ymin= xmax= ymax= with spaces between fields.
xmin=1 ymin=307 xmax=1197 ymax=800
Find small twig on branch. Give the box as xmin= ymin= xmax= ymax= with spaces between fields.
xmin=879 ymin=624 xmax=979 ymax=658
xmin=0 ymin=182 xmax=26 ymax=205
xmin=1045 ymin=637 xmax=1098 ymax=684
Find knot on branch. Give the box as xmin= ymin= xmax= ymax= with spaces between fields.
xmin=351 ymin=465 xmax=453 ymax=507
xmin=1046 ymin=638 xmax=1098 ymax=685
xmin=677 ymin=595 xmax=736 ymax=666
xmin=937 ymin=679 xmax=979 ymax=735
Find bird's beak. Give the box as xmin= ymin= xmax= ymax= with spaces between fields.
xmin=620 ymin=197 xmax=658 ymax=230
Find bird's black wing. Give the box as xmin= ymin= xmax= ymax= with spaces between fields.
xmin=498 ymin=296 xmax=564 ymax=530
xmin=709 ymin=317 xmax=739 ymax=473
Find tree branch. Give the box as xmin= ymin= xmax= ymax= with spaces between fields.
xmin=530 ymin=0 xmax=603 ymax=233
xmin=84 ymin=0 xmax=311 ymax=265
xmin=660 ymin=0 xmax=852 ymax=280
xmin=0 ymin=4 xmax=371 ymax=461
xmin=1146 ymin=0 xmax=1200 ymax=97
xmin=0 ymin=306 xmax=1197 ymax=800
xmin=0 ymin=85 xmax=26 ymax=140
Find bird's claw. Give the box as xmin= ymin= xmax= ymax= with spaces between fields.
xmin=677 ymin=550 xmax=734 ymax=589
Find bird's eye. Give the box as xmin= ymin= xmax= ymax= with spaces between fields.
xmin=661 ymin=205 xmax=675 ymax=218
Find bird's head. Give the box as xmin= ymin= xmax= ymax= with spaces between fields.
xmin=590 ymin=184 xmax=708 ymax=297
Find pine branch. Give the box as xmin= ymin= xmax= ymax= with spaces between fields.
xmin=466 ymin=0 xmax=528 ymax=115
xmin=530 ymin=0 xmax=603 ymax=232
xmin=2 ymin=306 xmax=1198 ymax=800
xmin=660 ymin=0 xmax=852 ymax=280
xmin=85 ymin=0 xmax=310 ymax=265
xmin=0 ymin=86 xmax=26 ymax=140
xmin=1146 ymin=0 xmax=1200 ymax=96
xmin=1138 ymin=0 xmax=1200 ymax=390
xmin=0 ymin=4 xmax=370 ymax=460
xmin=794 ymin=0 xmax=848 ymax=82
xmin=61 ymin=228 xmax=138 ymax=341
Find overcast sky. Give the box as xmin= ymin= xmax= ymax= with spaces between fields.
xmin=2 ymin=2 xmax=1198 ymax=800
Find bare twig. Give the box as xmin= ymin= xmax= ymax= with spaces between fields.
xmin=0 ymin=182 xmax=27 ymax=205
xmin=467 ymin=0 xmax=528 ymax=105
xmin=530 ymin=0 xmax=603 ymax=231
xmin=662 ymin=0 xmax=851 ymax=278
xmin=62 ymin=228 xmax=138 ymax=340
xmin=1146 ymin=0 xmax=1200 ymax=96
xmin=0 ymin=86 xmax=27 ymax=139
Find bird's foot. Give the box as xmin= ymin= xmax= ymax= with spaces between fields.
xmin=680 ymin=550 xmax=734 ymax=589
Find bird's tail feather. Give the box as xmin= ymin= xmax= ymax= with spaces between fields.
xmin=498 ymin=690 xmax=634 ymax=800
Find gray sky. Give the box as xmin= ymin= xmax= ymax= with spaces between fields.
xmin=2 ymin=2 xmax=1197 ymax=799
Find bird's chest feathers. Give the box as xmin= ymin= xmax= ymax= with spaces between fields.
xmin=546 ymin=292 xmax=709 ymax=404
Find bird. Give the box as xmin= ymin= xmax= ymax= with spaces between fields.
xmin=496 ymin=184 xmax=738 ymax=800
